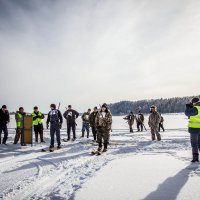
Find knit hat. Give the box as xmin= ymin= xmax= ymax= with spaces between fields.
xmin=102 ymin=103 xmax=108 ymax=108
xmin=2 ymin=105 xmax=7 ymax=109
xmin=34 ymin=106 xmax=38 ymax=110
xmin=191 ymin=97 xmax=199 ymax=104
xmin=50 ymin=104 xmax=56 ymax=109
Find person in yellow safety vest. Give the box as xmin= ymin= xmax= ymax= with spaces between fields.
xmin=14 ymin=107 xmax=26 ymax=144
xmin=185 ymin=97 xmax=200 ymax=162
xmin=31 ymin=106 xmax=45 ymax=143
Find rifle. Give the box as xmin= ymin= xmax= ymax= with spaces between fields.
xmin=58 ymin=102 xmax=61 ymax=110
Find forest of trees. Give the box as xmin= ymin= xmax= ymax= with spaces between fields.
xmin=109 ymin=95 xmax=200 ymax=115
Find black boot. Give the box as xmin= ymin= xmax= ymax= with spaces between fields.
xmin=191 ymin=153 xmax=199 ymax=163
xmin=103 ymin=143 xmax=108 ymax=152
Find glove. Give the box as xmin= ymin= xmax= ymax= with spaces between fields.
xmin=46 ymin=124 xmax=49 ymax=129
xmin=59 ymin=123 xmax=62 ymax=129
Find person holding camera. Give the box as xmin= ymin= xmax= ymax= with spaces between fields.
xmin=185 ymin=97 xmax=200 ymax=162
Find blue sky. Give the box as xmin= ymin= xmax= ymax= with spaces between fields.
xmin=0 ymin=0 xmax=200 ymax=112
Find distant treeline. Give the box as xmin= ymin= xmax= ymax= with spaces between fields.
xmin=109 ymin=95 xmax=200 ymax=115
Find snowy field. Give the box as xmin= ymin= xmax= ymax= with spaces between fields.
xmin=1 ymin=113 xmax=200 ymax=200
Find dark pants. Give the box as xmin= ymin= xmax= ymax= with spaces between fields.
xmin=137 ymin=122 xmax=143 ymax=131
xmin=14 ymin=128 xmax=22 ymax=144
xmin=91 ymin=126 xmax=97 ymax=141
xmin=67 ymin=122 xmax=76 ymax=139
xmin=34 ymin=124 xmax=44 ymax=142
xmin=97 ymin=127 xmax=110 ymax=149
xmin=190 ymin=133 xmax=200 ymax=154
xmin=129 ymin=125 xmax=133 ymax=133
xmin=82 ymin=122 xmax=90 ymax=137
xmin=159 ymin=123 xmax=165 ymax=132
xmin=0 ymin=125 xmax=8 ymax=144
xmin=50 ymin=123 xmax=61 ymax=146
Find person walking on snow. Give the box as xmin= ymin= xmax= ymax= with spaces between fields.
xmin=158 ymin=114 xmax=165 ymax=132
xmin=148 ymin=105 xmax=161 ymax=141
xmin=0 ymin=105 xmax=10 ymax=145
xmin=185 ymin=97 xmax=200 ymax=162
xmin=31 ymin=106 xmax=45 ymax=143
xmin=63 ymin=105 xmax=79 ymax=141
xmin=136 ymin=111 xmax=144 ymax=132
xmin=46 ymin=104 xmax=63 ymax=150
xmin=89 ymin=107 xmax=98 ymax=141
xmin=123 ymin=111 xmax=135 ymax=133
xmin=81 ymin=108 xmax=91 ymax=138
xmin=95 ymin=103 xmax=112 ymax=153
xmin=14 ymin=107 xmax=26 ymax=145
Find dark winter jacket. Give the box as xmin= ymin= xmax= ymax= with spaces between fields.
xmin=89 ymin=111 xmax=98 ymax=127
xmin=0 ymin=109 xmax=10 ymax=126
xmin=63 ymin=109 xmax=79 ymax=124
xmin=47 ymin=109 xmax=63 ymax=125
xmin=82 ymin=112 xmax=90 ymax=123
xmin=185 ymin=102 xmax=200 ymax=134
xmin=136 ymin=113 xmax=144 ymax=123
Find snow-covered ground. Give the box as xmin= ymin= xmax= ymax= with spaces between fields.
xmin=1 ymin=114 xmax=199 ymax=200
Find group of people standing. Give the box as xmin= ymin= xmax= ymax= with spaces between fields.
xmin=0 ymin=103 xmax=112 ymax=153
xmin=124 ymin=107 xmax=165 ymax=141
xmin=1 ymin=97 xmax=200 ymax=162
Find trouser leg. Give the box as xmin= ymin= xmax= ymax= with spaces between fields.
xmin=137 ymin=123 xmax=140 ymax=131
xmin=34 ymin=126 xmax=39 ymax=142
xmin=50 ymin=125 xmax=55 ymax=146
xmin=156 ymin=132 xmax=161 ymax=141
xmin=67 ymin=124 xmax=71 ymax=139
xmin=151 ymin=128 xmax=155 ymax=140
xmin=102 ymin=128 xmax=109 ymax=149
xmin=2 ymin=126 xmax=8 ymax=144
xmin=140 ymin=124 xmax=143 ymax=132
xmin=161 ymin=123 xmax=165 ymax=131
xmin=97 ymin=128 xmax=103 ymax=148
xmin=158 ymin=123 xmax=161 ymax=132
xmin=72 ymin=123 xmax=76 ymax=139
xmin=82 ymin=123 xmax=85 ymax=137
xmin=0 ymin=126 xmax=3 ymax=144
xmin=38 ymin=124 xmax=44 ymax=142
xmin=14 ymin=128 xmax=21 ymax=144
xmin=191 ymin=133 xmax=199 ymax=154
xmin=92 ymin=127 xmax=97 ymax=140
xmin=55 ymin=124 xmax=61 ymax=145
xmin=86 ymin=123 xmax=90 ymax=138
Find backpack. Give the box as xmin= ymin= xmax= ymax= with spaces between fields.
xmin=50 ymin=110 xmax=59 ymax=123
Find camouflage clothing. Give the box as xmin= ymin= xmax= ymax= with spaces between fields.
xmin=124 ymin=114 xmax=135 ymax=133
xmin=95 ymin=110 xmax=112 ymax=147
xmin=148 ymin=111 xmax=161 ymax=141
xmin=81 ymin=112 xmax=90 ymax=123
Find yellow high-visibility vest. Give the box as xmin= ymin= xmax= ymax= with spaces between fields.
xmin=188 ymin=106 xmax=200 ymax=128
xmin=16 ymin=113 xmax=23 ymax=127
xmin=31 ymin=112 xmax=43 ymax=126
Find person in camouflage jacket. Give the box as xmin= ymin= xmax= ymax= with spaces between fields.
xmin=148 ymin=105 xmax=161 ymax=141
xmin=95 ymin=103 xmax=112 ymax=152
xmin=123 ymin=112 xmax=135 ymax=133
